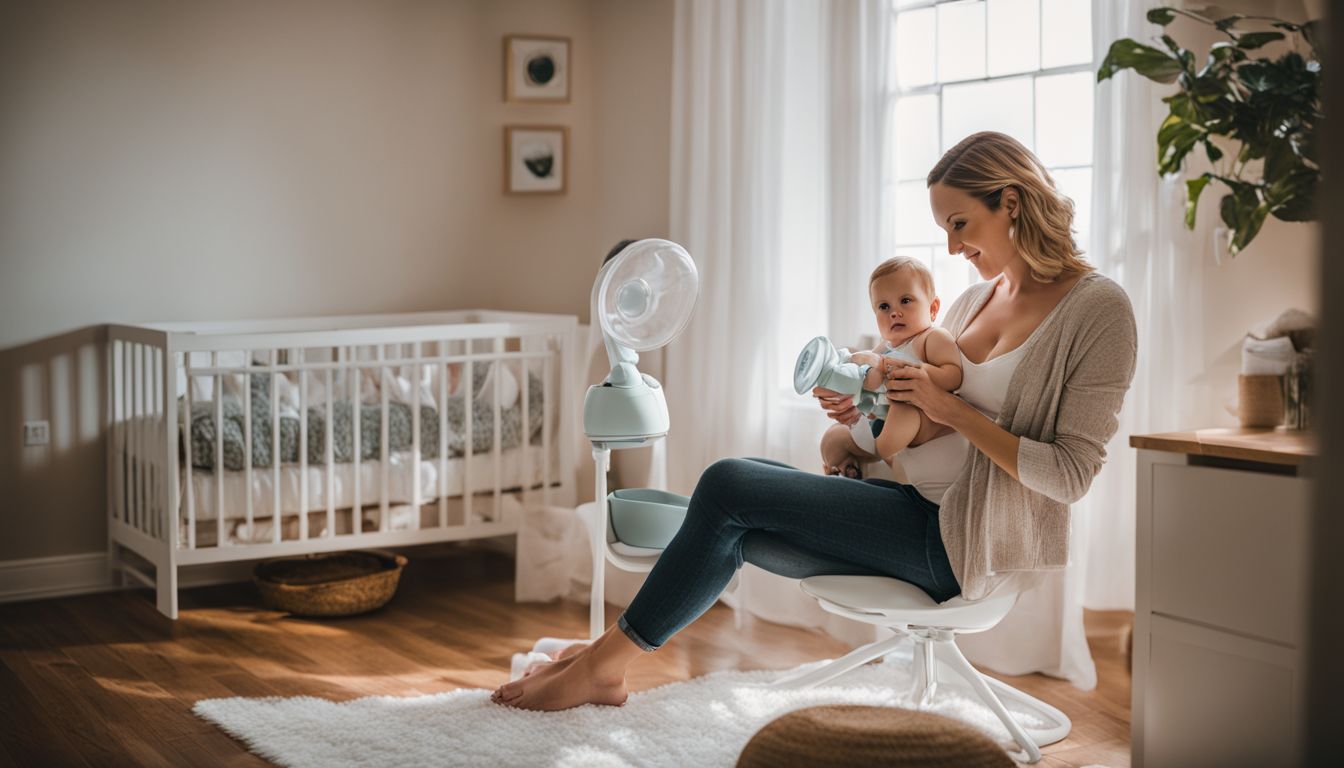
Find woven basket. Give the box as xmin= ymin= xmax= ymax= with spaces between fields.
xmin=737 ymin=705 xmax=1013 ymax=768
xmin=253 ymin=551 xmax=407 ymax=617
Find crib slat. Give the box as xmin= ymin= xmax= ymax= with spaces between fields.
xmin=325 ymin=358 xmax=335 ymax=539
xmin=271 ymin=350 xmax=281 ymax=544
xmin=438 ymin=341 xmax=448 ymax=529
xmin=110 ymin=342 xmax=121 ymax=527
xmin=244 ymin=350 xmax=254 ymax=541
xmin=492 ymin=337 xmax=503 ymax=523
xmin=137 ymin=344 xmax=147 ymax=535
xmin=298 ymin=348 xmax=309 ymax=541
xmin=464 ymin=350 xmax=473 ymax=524
xmin=158 ymin=348 xmax=167 ymax=540
xmin=351 ymin=346 xmax=361 ymax=537
xmin=521 ymin=349 xmax=531 ymax=514
xmin=411 ymin=342 xmax=422 ymax=513
xmin=378 ymin=345 xmax=389 ymax=533
xmin=184 ymin=353 xmax=195 ymax=549
xmin=214 ymin=352 xmax=225 ymax=547
xmin=542 ymin=348 xmax=552 ymax=508
xmin=153 ymin=348 xmax=160 ymax=540
xmin=163 ymin=347 xmax=178 ymax=549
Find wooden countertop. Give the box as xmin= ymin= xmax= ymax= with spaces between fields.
xmin=1130 ymin=428 xmax=1315 ymax=466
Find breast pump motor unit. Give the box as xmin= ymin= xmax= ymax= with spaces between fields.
xmin=580 ymin=239 xmax=698 ymax=638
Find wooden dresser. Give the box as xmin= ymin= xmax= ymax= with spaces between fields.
xmin=1130 ymin=429 xmax=1314 ymax=767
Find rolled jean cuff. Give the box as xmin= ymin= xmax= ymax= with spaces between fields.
xmin=617 ymin=613 xmax=659 ymax=652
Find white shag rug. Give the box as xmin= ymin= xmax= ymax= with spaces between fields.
xmin=194 ymin=648 xmax=1060 ymax=768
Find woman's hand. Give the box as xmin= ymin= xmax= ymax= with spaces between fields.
xmin=812 ymin=386 xmax=861 ymax=426
xmin=884 ymin=362 xmax=960 ymax=425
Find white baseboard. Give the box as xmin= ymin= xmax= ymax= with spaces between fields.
xmin=0 ymin=552 xmax=256 ymax=605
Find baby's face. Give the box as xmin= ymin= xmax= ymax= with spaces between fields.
xmin=870 ymin=270 xmax=937 ymax=346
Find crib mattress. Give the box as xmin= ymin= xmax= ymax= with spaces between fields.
xmin=179 ymin=441 xmax=560 ymax=523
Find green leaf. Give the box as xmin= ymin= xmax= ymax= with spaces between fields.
xmin=1147 ymin=8 xmax=1177 ymax=25
xmin=1301 ymin=21 xmax=1323 ymax=58
xmin=1214 ymin=15 xmax=1245 ymax=32
xmin=1268 ymin=167 xmax=1318 ymax=221
xmin=1204 ymin=140 xmax=1224 ymax=164
xmin=1097 ymin=39 xmax=1184 ymax=83
xmin=1230 ymin=202 xmax=1270 ymax=256
xmin=1157 ymin=113 xmax=1204 ymax=174
xmin=1208 ymin=42 xmax=1247 ymax=64
xmin=1263 ymin=139 xmax=1298 ymax=182
xmin=1235 ymin=31 xmax=1286 ymax=50
xmin=1185 ymin=175 xmax=1212 ymax=229
xmin=1219 ymin=192 xmax=1239 ymax=229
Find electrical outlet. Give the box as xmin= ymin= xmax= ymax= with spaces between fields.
xmin=23 ymin=420 xmax=50 ymax=447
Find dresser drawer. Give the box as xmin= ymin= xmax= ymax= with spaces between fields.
xmin=1149 ymin=462 xmax=1308 ymax=645
xmin=1143 ymin=615 xmax=1300 ymax=768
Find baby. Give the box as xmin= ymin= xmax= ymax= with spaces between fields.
xmin=820 ymin=256 xmax=962 ymax=478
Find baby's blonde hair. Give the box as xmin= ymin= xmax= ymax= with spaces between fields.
xmin=870 ymin=256 xmax=935 ymax=300
xmin=927 ymin=131 xmax=1094 ymax=283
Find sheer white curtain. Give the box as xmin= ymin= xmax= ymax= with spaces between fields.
xmin=662 ymin=0 xmax=891 ymax=643
xmin=1077 ymin=0 xmax=1207 ymax=612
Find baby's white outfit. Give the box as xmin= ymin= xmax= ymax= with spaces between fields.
xmin=847 ymin=334 xmax=924 ymax=455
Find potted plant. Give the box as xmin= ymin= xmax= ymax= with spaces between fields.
xmin=1097 ymin=7 xmax=1321 ymax=257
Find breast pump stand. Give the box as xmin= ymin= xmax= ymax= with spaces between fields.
xmin=577 ymin=239 xmax=699 ymax=639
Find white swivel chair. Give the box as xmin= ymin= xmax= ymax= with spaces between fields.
xmin=775 ymin=575 xmax=1071 ymax=764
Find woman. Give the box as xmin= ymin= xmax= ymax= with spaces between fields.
xmin=492 ymin=132 xmax=1136 ymax=712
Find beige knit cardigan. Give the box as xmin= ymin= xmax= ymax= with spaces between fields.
xmin=937 ymin=272 xmax=1137 ymax=600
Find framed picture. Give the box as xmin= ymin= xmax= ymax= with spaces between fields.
xmin=505 ymin=125 xmax=568 ymax=194
xmin=504 ymin=35 xmax=571 ymax=103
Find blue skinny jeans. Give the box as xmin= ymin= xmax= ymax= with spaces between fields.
xmin=617 ymin=457 xmax=960 ymax=651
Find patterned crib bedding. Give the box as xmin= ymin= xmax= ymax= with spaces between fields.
xmin=186 ymin=363 xmax=545 ymax=471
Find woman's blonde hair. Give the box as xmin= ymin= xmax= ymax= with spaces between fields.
xmin=926 ymin=132 xmax=1093 ymax=283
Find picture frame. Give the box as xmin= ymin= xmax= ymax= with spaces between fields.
xmin=504 ymin=125 xmax=568 ymax=195
xmin=504 ymin=35 xmax=571 ymax=103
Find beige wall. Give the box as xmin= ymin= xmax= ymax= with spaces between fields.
xmin=0 ymin=0 xmax=673 ymax=561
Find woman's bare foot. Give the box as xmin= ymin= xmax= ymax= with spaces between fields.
xmin=492 ymin=648 xmax=628 ymax=711
xmin=552 ymin=641 xmax=588 ymax=661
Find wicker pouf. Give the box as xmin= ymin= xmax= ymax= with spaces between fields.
xmin=736 ymin=705 xmax=1014 ymax=768
xmin=253 ymin=551 xmax=407 ymax=617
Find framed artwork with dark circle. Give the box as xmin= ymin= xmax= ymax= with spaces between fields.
xmin=505 ymin=125 xmax=568 ymax=195
xmin=504 ymin=35 xmax=570 ymax=103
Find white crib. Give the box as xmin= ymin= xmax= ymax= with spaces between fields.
xmin=107 ymin=310 xmax=578 ymax=618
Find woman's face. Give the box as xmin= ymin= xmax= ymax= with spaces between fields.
xmin=928 ymin=182 xmax=1018 ymax=281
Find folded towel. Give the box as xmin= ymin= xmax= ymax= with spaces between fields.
xmin=1242 ymin=336 xmax=1295 ymax=376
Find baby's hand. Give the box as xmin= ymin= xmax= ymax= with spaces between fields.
xmin=848 ymin=351 xmax=881 ymax=368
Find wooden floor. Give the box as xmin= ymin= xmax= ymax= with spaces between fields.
xmin=0 ymin=544 xmax=1132 ymax=767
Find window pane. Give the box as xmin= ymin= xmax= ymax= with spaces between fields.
xmin=895 ymin=9 xmax=936 ymax=89
xmin=937 ymin=1 xmax=987 ymax=83
xmin=1051 ymin=167 xmax=1092 ymax=256
xmin=1041 ymin=0 xmax=1092 ymax=68
xmin=942 ymin=77 xmax=1034 ymax=151
xmin=1035 ymin=72 xmax=1093 ymax=167
xmin=931 ymin=252 xmax=978 ymax=309
xmin=894 ymin=94 xmax=941 ymax=181
xmin=895 ymin=181 xmax=944 ymax=245
xmin=987 ymin=0 xmax=1040 ymax=76
xmin=894 ymin=245 xmax=935 ymax=270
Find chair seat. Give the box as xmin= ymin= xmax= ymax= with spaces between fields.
xmin=800 ymin=575 xmax=1017 ymax=631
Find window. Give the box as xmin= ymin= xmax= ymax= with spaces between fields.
xmin=888 ymin=0 xmax=1094 ymax=306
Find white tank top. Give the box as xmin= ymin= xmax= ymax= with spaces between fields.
xmin=897 ymin=340 xmax=1029 ymax=503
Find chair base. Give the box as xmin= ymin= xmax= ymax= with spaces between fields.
xmin=773 ymin=630 xmax=1070 ymax=764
